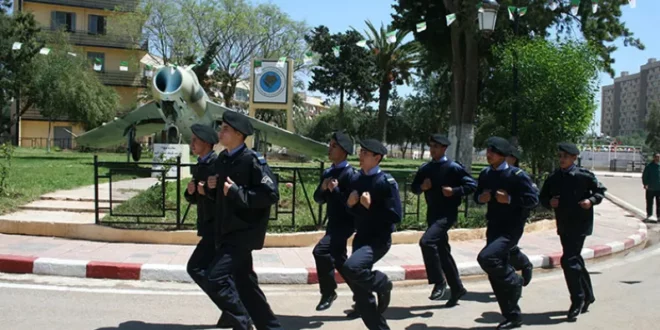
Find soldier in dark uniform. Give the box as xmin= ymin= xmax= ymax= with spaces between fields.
xmin=411 ymin=134 xmax=475 ymax=306
xmin=184 ymin=124 xmax=232 ymax=328
xmin=312 ymin=131 xmax=356 ymax=311
xmin=505 ymin=148 xmax=534 ymax=287
xmin=204 ymin=110 xmax=282 ymax=330
xmin=475 ymin=137 xmax=539 ymax=329
xmin=539 ymin=142 xmax=606 ymax=320
xmin=343 ymin=139 xmax=402 ymax=330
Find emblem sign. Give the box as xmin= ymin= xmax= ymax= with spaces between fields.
xmin=252 ymin=60 xmax=289 ymax=104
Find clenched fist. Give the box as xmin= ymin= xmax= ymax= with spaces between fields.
xmin=550 ymin=196 xmax=560 ymax=208
xmin=360 ymin=192 xmax=372 ymax=209
xmin=421 ymin=178 xmax=432 ymax=191
xmin=197 ymin=181 xmax=206 ymax=195
xmin=495 ymin=190 xmax=510 ymax=204
xmin=321 ymin=178 xmax=330 ymax=191
xmin=187 ymin=181 xmax=195 ymax=194
xmin=578 ymin=199 xmax=592 ymax=210
xmin=442 ymin=186 xmax=453 ymax=197
xmin=327 ymin=179 xmax=338 ymax=191
xmin=478 ymin=190 xmax=492 ymax=203
xmin=207 ymin=175 xmax=218 ymax=189
xmin=347 ymin=190 xmax=359 ymax=207
xmin=223 ymin=177 xmax=234 ymax=196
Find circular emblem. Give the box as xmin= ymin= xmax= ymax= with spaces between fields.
xmin=257 ymin=67 xmax=285 ymax=98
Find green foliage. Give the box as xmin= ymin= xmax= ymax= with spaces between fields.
xmin=304 ymin=104 xmax=373 ymax=142
xmin=402 ymin=71 xmax=452 ymax=144
xmin=305 ymin=26 xmax=379 ymax=116
xmin=478 ymin=39 xmax=599 ymax=173
xmin=0 ymin=142 xmax=13 ymax=195
xmin=646 ymin=103 xmax=660 ymax=153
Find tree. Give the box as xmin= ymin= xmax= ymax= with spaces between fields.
xmin=404 ymin=69 xmax=452 ymax=146
xmin=478 ymin=39 xmax=599 ymax=173
xmin=646 ymin=103 xmax=660 ymax=153
xmin=305 ymin=26 xmax=378 ymax=119
xmin=392 ymin=0 xmax=644 ymax=170
xmin=358 ymin=21 xmax=420 ymax=141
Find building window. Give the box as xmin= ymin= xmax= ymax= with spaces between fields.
xmin=88 ymin=15 xmax=106 ymax=35
xmin=51 ymin=11 xmax=76 ymax=32
xmin=87 ymin=52 xmax=105 ymax=72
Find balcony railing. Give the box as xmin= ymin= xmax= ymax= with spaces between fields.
xmin=42 ymin=27 xmax=148 ymax=50
xmin=95 ymin=70 xmax=147 ymax=88
xmin=25 ymin=0 xmax=139 ymax=12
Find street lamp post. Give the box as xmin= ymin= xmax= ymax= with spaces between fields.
xmin=511 ymin=4 xmax=520 ymax=148
xmin=478 ymin=0 xmax=500 ymax=32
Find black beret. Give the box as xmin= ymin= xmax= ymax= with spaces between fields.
xmin=359 ymin=138 xmax=387 ymax=156
xmin=191 ymin=124 xmax=218 ymax=145
xmin=487 ymin=136 xmax=512 ymax=157
xmin=509 ymin=147 xmax=522 ymax=160
xmin=222 ymin=110 xmax=254 ymax=136
xmin=429 ymin=134 xmax=451 ymax=146
xmin=558 ymin=142 xmax=580 ymax=156
xmin=332 ymin=131 xmax=354 ymax=155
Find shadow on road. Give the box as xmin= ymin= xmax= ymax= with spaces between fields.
xmin=403 ymin=310 xmax=572 ymax=329
xmin=96 ymin=321 xmax=211 ymax=330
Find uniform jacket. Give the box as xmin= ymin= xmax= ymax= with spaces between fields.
xmin=346 ymin=168 xmax=403 ymax=243
xmin=539 ymin=166 xmax=606 ymax=236
xmin=184 ymin=152 xmax=218 ymax=237
xmin=411 ymin=158 xmax=477 ymax=224
xmin=474 ymin=163 xmax=539 ymax=237
xmin=643 ymin=162 xmax=660 ymax=191
xmin=207 ymin=145 xmax=279 ymax=250
xmin=313 ymin=162 xmax=356 ymax=236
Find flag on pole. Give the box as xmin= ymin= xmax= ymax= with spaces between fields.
xmin=12 ymin=42 xmax=22 ymax=50
xmin=386 ymin=31 xmax=397 ymax=44
xmin=39 ymin=48 xmax=50 ymax=55
xmin=592 ymin=0 xmax=599 ymax=13
xmin=229 ymin=62 xmax=239 ymax=74
xmin=206 ymin=63 xmax=217 ymax=76
xmin=254 ymin=60 xmax=263 ymax=75
xmin=120 ymin=61 xmax=129 ymax=71
xmin=629 ymin=0 xmax=636 ymax=8
xmin=518 ymin=7 xmax=527 ymax=17
xmin=571 ymin=0 xmax=580 ymax=15
xmin=549 ymin=1 xmax=558 ymax=11
xmin=356 ymin=40 xmax=368 ymax=48
xmin=416 ymin=22 xmax=427 ymax=32
xmin=477 ymin=2 xmax=484 ymax=13
xmin=276 ymin=57 xmax=286 ymax=68
xmin=446 ymin=13 xmax=456 ymax=26
xmin=508 ymin=6 xmax=516 ymax=20
xmin=93 ymin=58 xmax=103 ymax=71
xmin=332 ymin=46 xmax=340 ymax=57
xmin=303 ymin=51 xmax=313 ymax=65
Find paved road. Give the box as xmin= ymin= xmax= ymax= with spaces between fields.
xmin=1 ymin=227 xmax=660 ymax=330
xmin=598 ymin=176 xmax=646 ymax=214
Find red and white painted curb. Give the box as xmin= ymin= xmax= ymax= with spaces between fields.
xmin=0 ymin=223 xmax=647 ymax=284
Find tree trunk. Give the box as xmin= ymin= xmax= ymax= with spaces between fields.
xmin=338 ymin=88 xmax=345 ymax=129
xmin=377 ymin=81 xmax=391 ymax=142
xmin=46 ymin=119 xmax=52 ymax=153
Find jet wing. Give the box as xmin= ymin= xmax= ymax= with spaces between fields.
xmin=75 ymin=102 xmax=166 ymax=148
xmin=206 ymin=102 xmax=328 ymax=159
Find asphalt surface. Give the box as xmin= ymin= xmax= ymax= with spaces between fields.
xmin=598 ymin=176 xmax=647 ymax=214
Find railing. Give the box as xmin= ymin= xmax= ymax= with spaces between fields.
xmin=41 ymin=27 xmax=148 ymax=50
xmin=25 ymin=0 xmax=138 ymax=12
xmin=92 ymin=156 xmax=552 ymax=231
xmin=95 ymin=70 xmax=147 ymax=87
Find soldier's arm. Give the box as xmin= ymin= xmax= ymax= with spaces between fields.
xmin=510 ymin=170 xmax=539 ymax=209
xmin=539 ymin=175 xmax=553 ymax=210
xmin=373 ymin=177 xmax=403 ymax=224
xmin=184 ymin=189 xmax=197 ymax=204
xmin=452 ymin=163 xmax=477 ymax=197
xmin=313 ymin=172 xmax=329 ymax=204
xmin=587 ymin=172 xmax=607 ymax=206
xmin=227 ymin=158 xmax=279 ymax=209
xmin=410 ymin=165 xmax=426 ymax=195
xmin=642 ymin=165 xmax=649 ymax=186
xmin=473 ymin=170 xmax=487 ymax=204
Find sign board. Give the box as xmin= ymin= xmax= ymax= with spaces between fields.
xmin=252 ymin=60 xmax=290 ymax=105
xmin=152 ymin=143 xmax=191 ymax=179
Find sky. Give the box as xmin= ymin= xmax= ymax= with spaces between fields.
xmin=255 ymin=0 xmax=659 ymax=135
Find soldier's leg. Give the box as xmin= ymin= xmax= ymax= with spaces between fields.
xmin=419 ymin=220 xmax=447 ymax=287
xmin=655 ymin=191 xmax=660 ymax=217
xmin=477 ymin=236 xmax=522 ymax=322
xmin=646 ymin=189 xmax=654 ymax=218
xmin=312 ymin=234 xmax=337 ymax=298
xmin=205 ymin=246 xmax=252 ymax=330
xmin=234 ymin=252 xmax=282 ymax=330
xmin=559 ymin=235 xmax=586 ymax=305
xmin=342 ymin=243 xmax=391 ymax=330
xmin=509 ymin=246 xmax=533 ymax=286
xmin=187 ymin=236 xmax=216 ymax=293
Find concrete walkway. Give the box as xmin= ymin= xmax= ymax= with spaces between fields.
xmin=0 ymin=199 xmax=647 ymax=284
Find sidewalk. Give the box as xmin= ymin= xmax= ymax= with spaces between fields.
xmin=0 ymin=199 xmax=647 ymax=284
xmin=593 ymin=171 xmax=642 ymax=179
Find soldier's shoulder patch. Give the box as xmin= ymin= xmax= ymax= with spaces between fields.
xmin=515 ymin=169 xmax=524 ymax=176
xmin=250 ymin=151 xmax=267 ymax=165
xmin=384 ymin=173 xmax=397 ymax=185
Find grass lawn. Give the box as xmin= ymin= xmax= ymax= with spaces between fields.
xmin=0 ymin=148 xmax=126 ymax=215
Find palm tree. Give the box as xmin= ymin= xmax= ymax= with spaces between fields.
xmin=359 ymin=21 xmax=420 ymax=142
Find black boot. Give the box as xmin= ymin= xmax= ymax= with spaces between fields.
xmin=522 ymin=265 xmax=533 ymax=287
xmin=216 ymin=313 xmax=232 ymax=328
xmin=315 ymin=292 xmax=338 ymax=311
xmin=429 ymin=283 xmax=447 ymax=301
xmin=445 ymin=287 xmax=467 ymax=307
xmin=582 ymin=297 xmax=595 ymax=313
xmin=377 ymin=280 xmax=393 ymax=314
xmin=497 ymin=318 xmax=522 ymax=329
xmin=567 ymin=301 xmax=584 ymax=320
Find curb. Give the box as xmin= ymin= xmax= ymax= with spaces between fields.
xmin=0 ymin=224 xmax=647 ymax=285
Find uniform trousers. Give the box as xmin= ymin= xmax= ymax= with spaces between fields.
xmin=312 ymin=229 xmax=352 ymax=296
xmin=477 ymin=232 xmax=524 ymax=321
xmin=419 ymin=217 xmax=463 ymax=291
xmin=559 ymin=234 xmax=595 ymax=304
xmin=342 ymin=236 xmax=392 ymax=330
xmin=509 ymin=246 xmax=532 ymax=271
xmin=646 ymin=189 xmax=660 ymax=218
xmin=206 ymin=244 xmax=282 ymax=330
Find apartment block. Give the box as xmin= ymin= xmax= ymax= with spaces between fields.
xmin=601 ymin=58 xmax=660 ymax=137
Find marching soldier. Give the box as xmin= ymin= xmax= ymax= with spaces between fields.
xmin=183 ymin=124 xmax=232 ymax=328
xmin=505 ymin=148 xmax=534 ymax=287
xmin=475 ymin=137 xmax=539 ymax=329
xmin=539 ymin=142 xmax=606 ymax=320
xmin=312 ymin=131 xmax=357 ymax=311
xmin=205 ymin=111 xmax=282 ymax=330
xmin=343 ymin=139 xmax=402 ymax=330
xmin=411 ymin=134 xmax=475 ymax=306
